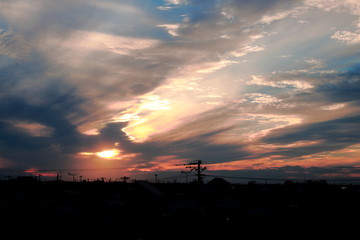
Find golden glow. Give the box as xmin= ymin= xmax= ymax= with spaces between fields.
xmin=140 ymin=99 xmax=170 ymax=110
xmin=114 ymin=94 xmax=174 ymax=142
xmin=96 ymin=149 xmax=120 ymax=158
xmin=82 ymin=129 xmax=99 ymax=136
xmin=79 ymin=152 xmax=95 ymax=156
xmin=126 ymin=125 xmax=154 ymax=142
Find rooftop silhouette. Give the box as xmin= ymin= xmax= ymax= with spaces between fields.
xmin=0 ymin=177 xmax=360 ymax=238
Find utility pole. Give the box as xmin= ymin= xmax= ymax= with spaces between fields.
xmin=68 ymin=172 xmax=78 ymax=182
xmin=56 ymin=172 xmax=62 ymax=181
xmin=177 ymin=160 xmax=206 ymax=184
xmin=181 ymin=171 xmax=190 ymax=184
xmin=121 ymin=176 xmax=130 ymax=183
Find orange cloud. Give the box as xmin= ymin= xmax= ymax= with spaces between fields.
xmin=24 ymin=168 xmax=57 ymax=177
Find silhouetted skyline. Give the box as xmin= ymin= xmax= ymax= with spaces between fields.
xmin=1 ymin=178 xmax=360 ymax=238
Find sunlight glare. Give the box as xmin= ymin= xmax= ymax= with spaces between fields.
xmin=96 ymin=149 xmax=120 ymax=158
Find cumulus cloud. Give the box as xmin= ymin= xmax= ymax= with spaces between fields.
xmin=156 ymin=24 xmax=181 ymax=37
xmin=332 ymin=30 xmax=360 ymax=45
xmin=305 ymin=0 xmax=360 ymax=45
xmin=331 ymin=19 xmax=360 ymax=45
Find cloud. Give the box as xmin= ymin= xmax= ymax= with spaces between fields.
xmin=50 ymin=30 xmax=159 ymax=56
xmin=231 ymin=45 xmax=265 ymax=57
xmin=37 ymin=30 xmax=165 ymax=102
xmin=208 ymin=165 xmax=360 ymax=182
xmin=305 ymin=0 xmax=360 ymax=15
xmin=312 ymin=66 xmax=360 ymax=103
xmin=0 ymin=0 xmax=303 ymax=109
xmin=0 ymin=98 xmax=138 ymax=169
xmin=262 ymin=114 xmax=360 ymax=158
xmin=248 ymin=74 xmax=314 ymax=90
xmin=331 ymin=18 xmax=360 ymax=45
xmin=0 ymin=93 xmax=237 ymax=170
xmin=0 ymin=97 xmax=83 ymax=168
xmin=320 ymin=103 xmax=346 ymax=111
xmin=157 ymin=0 xmax=188 ymax=11
xmin=114 ymin=61 xmax=360 ymax=168
xmin=0 ymin=0 xmax=292 ymax=119
xmin=156 ymin=24 xmax=181 ymax=37
xmin=0 ymin=28 xmax=30 ymax=60
xmin=164 ymin=0 xmax=188 ymax=6
xmin=147 ymin=105 xmax=235 ymax=147
xmin=10 ymin=121 xmax=54 ymax=137
xmin=304 ymin=58 xmax=325 ymax=69
xmin=247 ymin=66 xmax=360 ymax=106
xmin=305 ymin=0 xmax=360 ymax=45
xmin=1 ymin=0 xmax=360 ymax=179
xmin=0 ymin=1 xmax=168 ymax=104
xmin=332 ymin=30 xmax=360 ymax=45
xmin=202 ymin=65 xmax=360 ymax=163
xmin=242 ymin=93 xmax=281 ymax=105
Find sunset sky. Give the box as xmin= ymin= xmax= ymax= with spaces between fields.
xmin=1 ymin=0 xmax=360 ymax=181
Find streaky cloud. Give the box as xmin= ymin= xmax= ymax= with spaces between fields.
xmin=263 ymin=114 xmax=360 ymax=158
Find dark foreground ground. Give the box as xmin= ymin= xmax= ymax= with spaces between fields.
xmin=1 ymin=178 xmax=360 ymax=239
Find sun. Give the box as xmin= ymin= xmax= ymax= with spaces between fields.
xmin=96 ymin=149 xmax=120 ymax=158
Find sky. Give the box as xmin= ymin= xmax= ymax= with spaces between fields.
xmin=1 ymin=0 xmax=360 ymax=182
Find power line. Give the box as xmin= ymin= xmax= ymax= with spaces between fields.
xmin=157 ymin=174 xmax=191 ymax=180
xmin=0 ymin=167 xmax=130 ymax=172
xmin=3 ymin=168 xmax=360 ymax=184
xmin=207 ymin=174 xmax=360 ymax=183
xmin=206 ymin=174 xmax=299 ymax=182
xmin=176 ymin=160 xmax=206 ymax=184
